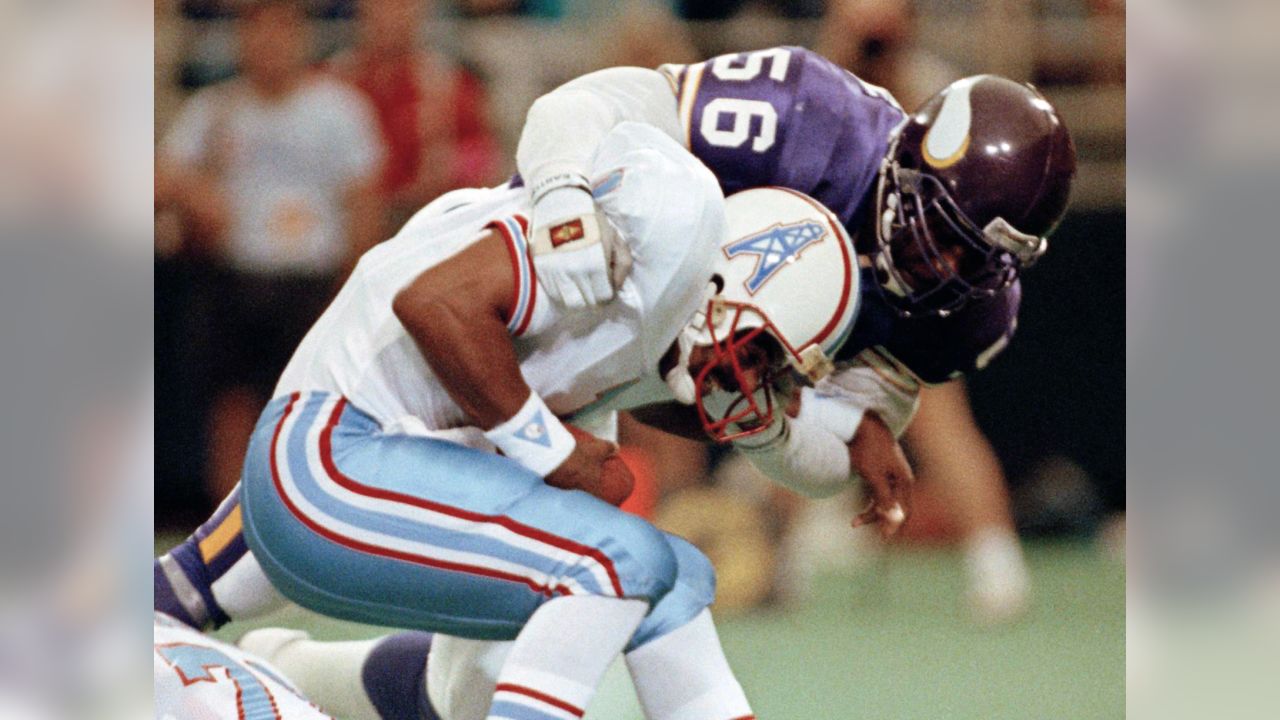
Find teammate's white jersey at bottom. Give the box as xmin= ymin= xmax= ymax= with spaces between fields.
xmin=154 ymin=613 xmax=332 ymax=720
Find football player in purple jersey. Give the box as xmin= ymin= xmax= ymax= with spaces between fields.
xmin=518 ymin=46 xmax=1076 ymax=538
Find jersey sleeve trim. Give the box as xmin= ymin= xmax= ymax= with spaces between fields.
xmin=675 ymin=62 xmax=705 ymax=149
xmin=488 ymin=214 xmax=537 ymax=336
xmin=656 ymin=63 xmax=683 ymax=95
xmin=859 ymin=347 xmax=924 ymax=393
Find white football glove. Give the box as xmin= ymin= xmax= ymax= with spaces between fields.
xmin=529 ymin=176 xmax=630 ymax=309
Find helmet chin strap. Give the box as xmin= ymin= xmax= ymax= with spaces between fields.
xmin=983 ymin=216 xmax=1047 ymax=265
xmin=876 ymin=190 xmax=912 ymax=299
xmin=663 ymin=324 xmax=699 ymax=405
xmin=665 ymin=280 xmax=720 ymax=405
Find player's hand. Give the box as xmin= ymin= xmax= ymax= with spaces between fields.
xmin=545 ymin=426 xmax=635 ymax=506
xmin=848 ymin=412 xmax=915 ymax=540
xmin=529 ymin=186 xmax=630 ymax=309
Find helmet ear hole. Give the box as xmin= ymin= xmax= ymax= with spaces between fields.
xmin=709 ymin=273 xmax=725 ymax=294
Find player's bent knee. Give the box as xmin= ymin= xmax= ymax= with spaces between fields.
xmin=602 ymin=512 xmax=679 ymax=605
xmin=627 ymin=533 xmax=716 ymax=651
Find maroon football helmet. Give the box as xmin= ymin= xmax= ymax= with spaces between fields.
xmin=873 ymin=75 xmax=1077 ymax=317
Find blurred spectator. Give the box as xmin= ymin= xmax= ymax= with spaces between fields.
xmin=904 ymin=380 xmax=1031 ymax=624
xmin=813 ymin=0 xmax=1029 ymax=623
xmin=455 ymin=0 xmax=669 ymax=19
xmin=1032 ymin=0 xmax=1126 ymax=85
xmin=156 ymin=0 xmax=384 ymax=501
xmin=604 ymin=1 xmax=701 ymax=68
xmin=180 ymin=0 xmax=357 ymax=19
xmin=180 ymin=0 xmax=237 ymax=19
xmin=618 ymin=414 xmax=710 ymax=498
xmin=674 ymin=0 xmax=824 ymax=21
xmin=455 ymin=0 xmax=524 ymax=16
xmin=331 ymin=0 xmax=502 ymax=226
xmin=814 ymin=0 xmax=958 ymax=110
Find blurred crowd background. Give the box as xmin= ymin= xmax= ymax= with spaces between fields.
xmin=5 ymin=0 xmax=1280 ymax=715
xmin=154 ymin=0 xmax=1125 ymax=621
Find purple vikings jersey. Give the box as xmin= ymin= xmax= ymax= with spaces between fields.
xmin=662 ymin=46 xmax=903 ymax=233
xmin=662 ymin=47 xmax=1020 ymax=383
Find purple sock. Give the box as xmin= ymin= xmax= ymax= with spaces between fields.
xmin=154 ymin=489 xmax=248 ymax=630
xmin=153 ymin=557 xmax=200 ymax=628
xmin=360 ymin=632 xmax=439 ymax=720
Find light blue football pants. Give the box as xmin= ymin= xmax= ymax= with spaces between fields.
xmin=239 ymin=391 xmax=715 ymax=650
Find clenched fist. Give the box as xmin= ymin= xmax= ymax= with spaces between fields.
xmin=545 ymin=425 xmax=635 ymax=506
xmin=529 ymin=183 xmax=630 ymax=309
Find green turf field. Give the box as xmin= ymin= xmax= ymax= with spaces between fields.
xmin=159 ymin=537 xmax=1124 ymax=719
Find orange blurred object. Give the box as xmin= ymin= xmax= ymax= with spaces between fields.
xmin=616 ymin=446 xmax=659 ymax=520
xmin=895 ymin=482 xmax=962 ymax=544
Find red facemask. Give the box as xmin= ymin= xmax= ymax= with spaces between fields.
xmin=691 ymin=298 xmax=795 ymax=442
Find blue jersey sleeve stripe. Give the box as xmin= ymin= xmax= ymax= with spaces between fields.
xmin=501 ymin=217 xmax=536 ymax=336
xmin=488 ymin=218 xmax=531 ymax=335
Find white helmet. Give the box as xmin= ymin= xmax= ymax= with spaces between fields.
xmin=666 ymin=187 xmax=862 ymax=441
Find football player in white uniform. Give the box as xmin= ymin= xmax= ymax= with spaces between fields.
xmin=155 ymin=612 xmax=333 ymax=720
xmin=156 ymin=122 xmax=868 ymax=720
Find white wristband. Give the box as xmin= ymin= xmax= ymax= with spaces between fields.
xmin=533 ymin=185 xmax=596 ymax=227
xmin=483 ymin=392 xmax=576 ymax=477
xmin=531 ymin=172 xmax=591 ymax=204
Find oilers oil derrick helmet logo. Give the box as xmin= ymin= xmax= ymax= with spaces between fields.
xmin=874 ymin=75 xmax=1077 ymax=317
xmin=680 ymin=187 xmax=860 ymax=441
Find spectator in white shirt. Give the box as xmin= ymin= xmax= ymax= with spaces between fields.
xmin=156 ymin=0 xmax=385 ymax=501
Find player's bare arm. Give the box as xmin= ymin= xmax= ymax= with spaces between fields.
xmin=391 ymin=230 xmax=615 ymax=492
xmin=846 ymin=411 xmax=914 ymax=539
xmin=392 ymin=230 xmax=529 ymax=428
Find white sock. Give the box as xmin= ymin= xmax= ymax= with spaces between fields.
xmin=624 ymin=609 xmax=753 ymax=720
xmin=428 ymin=636 xmax=512 ymax=720
xmin=238 ymin=630 xmax=382 ymax=720
xmin=209 ymin=552 xmax=288 ymax=620
xmin=965 ymin=527 xmax=1029 ymax=587
xmin=964 ymin=527 xmax=1031 ymax=621
xmin=487 ymin=596 xmax=648 ymax=720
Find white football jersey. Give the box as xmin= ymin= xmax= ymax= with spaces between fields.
xmin=274 ymin=122 xmax=725 ymax=433
xmin=154 ymin=614 xmax=331 ymax=720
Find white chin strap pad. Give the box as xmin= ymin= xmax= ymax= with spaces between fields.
xmin=663 ymin=325 xmax=699 ymax=405
xmin=666 ymin=282 xmax=720 ymax=405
